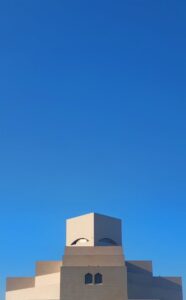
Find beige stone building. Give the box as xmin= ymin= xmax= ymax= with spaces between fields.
xmin=6 ymin=213 xmax=183 ymax=300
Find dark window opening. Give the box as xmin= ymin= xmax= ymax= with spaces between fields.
xmin=98 ymin=238 xmax=117 ymax=246
xmin=85 ymin=273 xmax=93 ymax=284
xmin=95 ymin=273 xmax=103 ymax=284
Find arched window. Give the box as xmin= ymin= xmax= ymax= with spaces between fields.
xmin=71 ymin=238 xmax=89 ymax=246
xmin=95 ymin=273 xmax=103 ymax=284
xmin=85 ymin=273 xmax=93 ymax=284
xmin=98 ymin=238 xmax=117 ymax=246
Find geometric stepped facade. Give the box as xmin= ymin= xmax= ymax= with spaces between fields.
xmin=6 ymin=212 xmax=183 ymax=300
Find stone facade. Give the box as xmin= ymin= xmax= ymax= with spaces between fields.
xmin=6 ymin=213 xmax=183 ymax=300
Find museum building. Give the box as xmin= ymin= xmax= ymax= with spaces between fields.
xmin=6 ymin=213 xmax=183 ymax=300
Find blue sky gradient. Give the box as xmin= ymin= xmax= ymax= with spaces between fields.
xmin=0 ymin=0 xmax=185 ymax=299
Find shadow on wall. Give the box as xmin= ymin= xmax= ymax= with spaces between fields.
xmin=126 ymin=261 xmax=183 ymax=300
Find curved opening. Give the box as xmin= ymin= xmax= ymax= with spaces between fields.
xmin=98 ymin=238 xmax=117 ymax=246
xmin=71 ymin=238 xmax=89 ymax=246
xmin=95 ymin=273 xmax=103 ymax=284
xmin=85 ymin=273 xmax=93 ymax=285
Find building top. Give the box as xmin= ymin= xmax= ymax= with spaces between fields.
xmin=66 ymin=212 xmax=122 ymax=247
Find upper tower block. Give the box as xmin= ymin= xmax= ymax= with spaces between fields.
xmin=66 ymin=212 xmax=122 ymax=246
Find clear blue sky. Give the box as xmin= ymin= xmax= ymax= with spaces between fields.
xmin=0 ymin=0 xmax=185 ymax=299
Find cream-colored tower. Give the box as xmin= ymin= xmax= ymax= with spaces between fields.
xmin=60 ymin=213 xmax=128 ymax=300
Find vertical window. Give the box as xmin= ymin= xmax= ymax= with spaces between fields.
xmin=85 ymin=273 xmax=93 ymax=284
xmin=95 ymin=273 xmax=103 ymax=284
